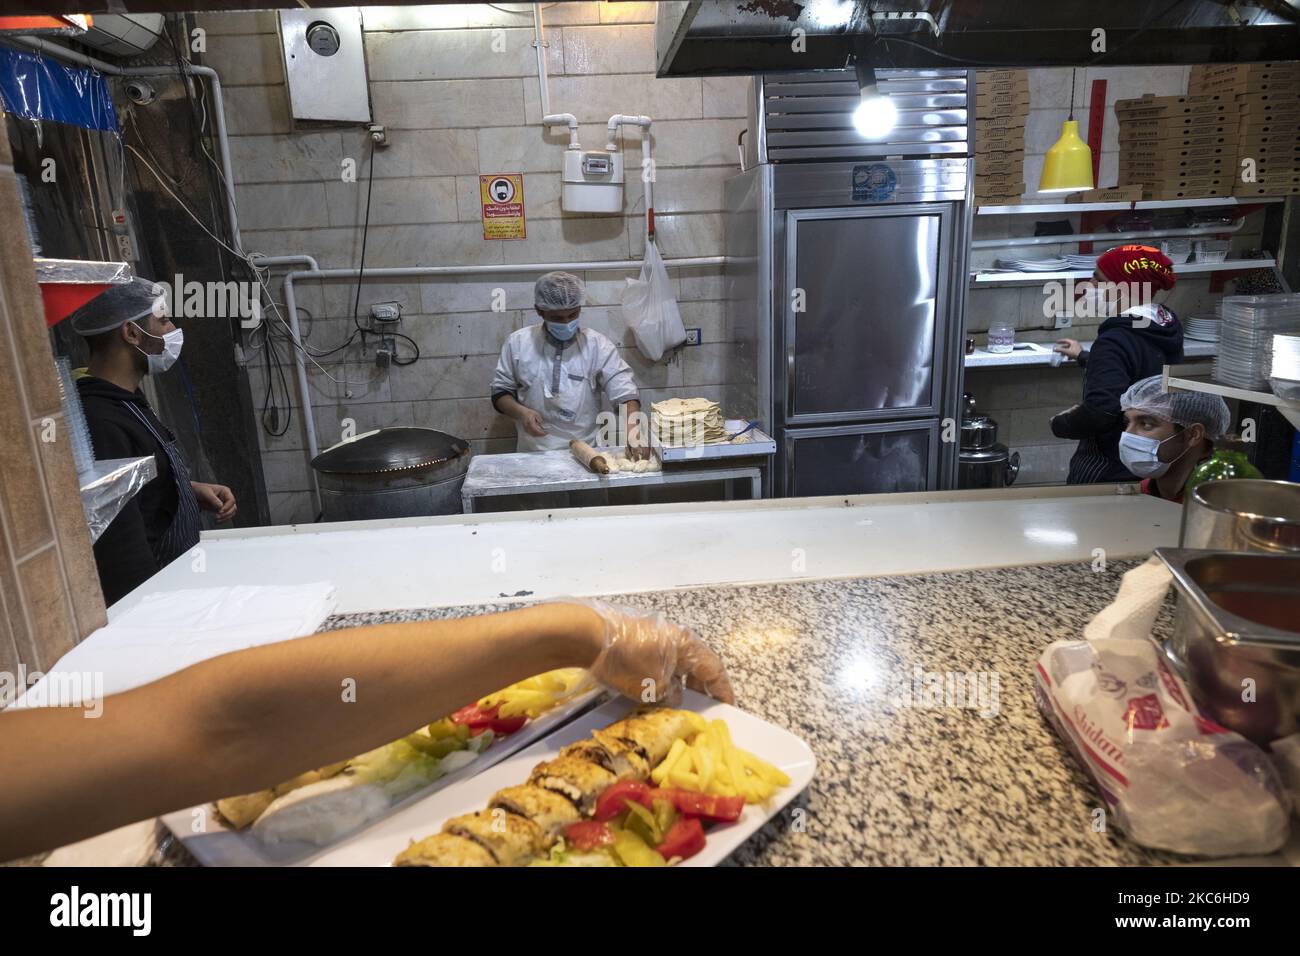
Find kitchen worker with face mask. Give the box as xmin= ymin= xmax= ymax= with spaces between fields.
xmin=69 ymin=277 xmax=237 ymax=606
xmin=1117 ymin=375 xmax=1231 ymax=504
xmin=1049 ymin=245 xmax=1185 ymax=483
xmin=491 ymin=271 xmax=649 ymax=459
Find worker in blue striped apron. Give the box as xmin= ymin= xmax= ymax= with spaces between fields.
xmin=68 ymin=278 xmax=236 ymax=605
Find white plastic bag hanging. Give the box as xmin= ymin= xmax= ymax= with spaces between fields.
xmin=622 ymin=240 xmax=686 ymax=362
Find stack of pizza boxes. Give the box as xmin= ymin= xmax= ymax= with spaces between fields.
xmin=1189 ymin=63 xmax=1300 ymax=198
xmin=974 ymin=70 xmax=1029 ymax=205
xmin=1115 ymin=93 xmax=1235 ymax=200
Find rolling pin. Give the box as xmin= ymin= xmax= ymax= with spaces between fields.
xmin=569 ymin=439 xmax=610 ymax=474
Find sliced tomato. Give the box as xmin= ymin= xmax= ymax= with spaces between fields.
xmin=658 ymin=788 xmax=745 ymax=823
xmin=450 ymin=702 xmax=499 ymax=735
xmin=563 ymin=820 xmax=615 ymax=851
xmin=656 ymin=817 xmax=706 ymax=862
xmin=488 ymin=713 xmax=528 ymax=735
xmin=593 ymin=780 xmax=654 ymax=822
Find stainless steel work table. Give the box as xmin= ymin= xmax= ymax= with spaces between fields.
xmin=460 ymin=449 xmax=764 ymax=513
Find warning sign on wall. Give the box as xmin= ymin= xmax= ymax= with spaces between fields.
xmin=480 ymin=174 xmax=526 ymax=240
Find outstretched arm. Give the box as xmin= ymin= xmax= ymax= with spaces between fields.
xmin=0 ymin=603 xmax=602 ymax=860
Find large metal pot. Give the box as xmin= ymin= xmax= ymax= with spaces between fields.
xmin=1156 ymin=547 xmax=1300 ymax=745
xmin=311 ymin=427 xmax=470 ymax=522
xmin=1180 ymin=479 xmax=1300 ymax=553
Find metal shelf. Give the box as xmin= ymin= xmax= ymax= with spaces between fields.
xmin=1162 ymin=366 xmax=1300 ymax=430
xmin=976 ymin=197 xmax=1287 ymax=216
xmin=972 ymin=258 xmax=1278 ymax=285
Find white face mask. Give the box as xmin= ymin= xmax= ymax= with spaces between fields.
xmin=1078 ymin=286 xmax=1115 ymax=319
xmin=1119 ymin=430 xmax=1179 ymax=478
xmin=132 ymin=323 xmax=183 ymax=374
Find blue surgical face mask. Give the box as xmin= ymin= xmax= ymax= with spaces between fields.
xmin=546 ymin=318 xmax=579 ymax=342
xmin=1119 ymin=430 xmax=1178 ymax=478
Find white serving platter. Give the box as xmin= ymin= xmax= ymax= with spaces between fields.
xmin=160 ymin=688 xmax=608 ymax=866
xmin=298 ymin=689 xmax=815 ymax=867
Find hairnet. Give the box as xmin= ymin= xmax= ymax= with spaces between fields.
xmin=68 ymin=277 xmax=168 ymax=336
xmin=1120 ymin=375 xmax=1231 ymax=437
xmin=534 ymin=271 xmax=584 ymax=311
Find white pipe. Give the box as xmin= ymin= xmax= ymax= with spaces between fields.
xmin=290 ymin=257 xmax=724 ymax=281
xmin=606 ymin=114 xmax=654 ymax=244
xmin=531 ymin=4 xmax=579 ymax=149
xmin=13 ymin=36 xmax=243 ymax=256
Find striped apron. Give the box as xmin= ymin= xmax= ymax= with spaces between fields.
xmin=122 ymin=401 xmax=203 ymax=567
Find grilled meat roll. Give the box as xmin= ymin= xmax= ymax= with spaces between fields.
xmin=443 ymin=809 xmax=545 ymax=866
xmin=489 ymin=784 xmax=582 ymax=843
xmin=528 ymin=755 xmax=617 ymax=814
xmin=562 ymin=737 xmax=650 ymax=782
xmin=394 ymin=832 xmax=497 ymax=867
xmin=601 ymin=709 xmax=699 ymax=766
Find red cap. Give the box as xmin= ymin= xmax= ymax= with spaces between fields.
xmin=1096 ymin=244 xmax=1176 ymax=292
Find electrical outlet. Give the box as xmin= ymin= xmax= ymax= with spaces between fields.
xmin=1054 ymin=313 xmax=1072 ymax=330
xmin=684 ymin=328 xmax=702 ymax=346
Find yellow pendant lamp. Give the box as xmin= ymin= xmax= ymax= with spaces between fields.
xmin=1038 ymin=70 xmax=1095 ymax=194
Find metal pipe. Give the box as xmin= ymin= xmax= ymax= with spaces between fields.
xmin=607 ymin=114 xmax=654 ymax=243
xmin=12 ymin=35 xmax=243 ymax=256
xmin=290 ymin=257 xmax=725 ymax=281
xmin=971 ymin=220 xmax=1248 ymax=249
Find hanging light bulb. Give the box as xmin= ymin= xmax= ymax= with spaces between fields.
xmin=1038 ymin=69 xmax=1095 ymax=194
xmin=853 ymin=60 xmax=897 ymax=139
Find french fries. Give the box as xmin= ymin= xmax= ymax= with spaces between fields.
xmin=479 ymin=668 xmax=593 ymax=719
xmin=650 ymin=719 xmax=790 ymax=803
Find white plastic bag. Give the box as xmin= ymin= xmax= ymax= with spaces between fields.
xmin=1035 ymin=636 xmax=1291 ymax=857
xmin=622 ymin=240 xmax=686 ymax=361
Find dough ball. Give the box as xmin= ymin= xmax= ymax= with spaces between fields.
xmin=617 ymin=457 xmax=635 ymax=470
xmin=633 ymin=460 xmax=651 ymax=473
xmin=603 ymin=456 xmax=620 ymax=472
xmin=646 ymin=458 xmax=661 ymax=472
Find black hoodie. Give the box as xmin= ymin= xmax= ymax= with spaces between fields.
xmin=76 ymin=375 xmax=180 ymax=605
xmin=1051 ymin=305 xmax=1185 ymax=483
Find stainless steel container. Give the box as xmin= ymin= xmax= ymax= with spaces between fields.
xmin=311 ymin=427 xmax=470 ymax=522
xmin=1155 ymin=547 xmax=1300 ymax=745
xmin=958 ymin=412 xmax=1019 ymax=489
xmin=1180 ymin=479 xmax=1300 ymax=553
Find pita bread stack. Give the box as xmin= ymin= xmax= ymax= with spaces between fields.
xmin=651 ymin=397 xmax=726 ymax=446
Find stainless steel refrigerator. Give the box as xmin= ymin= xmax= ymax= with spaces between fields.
xmin=724 ymin=69 xmax=973 ymax=497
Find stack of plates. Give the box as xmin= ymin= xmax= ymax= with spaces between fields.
xmin=1268 ymin=333 xmax=1300 ymax=402
xmin=1184 ymin=315 xmax=1221 ymax=343
xmin=1064 ymin=254 xmax=1098 ymax=271
xmin=994 ymin=256 xmax=1069 ymax=272
xmin=1213 ymin=294 xmax=1300 ymax=390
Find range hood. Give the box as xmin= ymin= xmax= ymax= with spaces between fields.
xmin=656 ymin=0 xmax=1300 ymax=76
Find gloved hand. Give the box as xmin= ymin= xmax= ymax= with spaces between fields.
xmin=558 ymin=598 xmax=734 ymax=706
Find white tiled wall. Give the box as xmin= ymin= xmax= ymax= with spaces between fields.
xmin=967 ymin=65 xmax=1266 ymax=485
xmin=196 ymin=4 xmax=748 ymax=523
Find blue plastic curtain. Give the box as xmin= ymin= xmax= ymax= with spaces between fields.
xmin=0 ymin=46 xmax=119 ymax=133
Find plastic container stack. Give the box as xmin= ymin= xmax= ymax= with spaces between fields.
xmin=54 ymin=356 xmax=95 ymax=476
xmin=1213 ymin=294 xmax=1300 ymax=391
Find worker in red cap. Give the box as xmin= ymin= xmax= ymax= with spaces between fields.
xmin=1050 ymin=245 xmax=1184 ymax=483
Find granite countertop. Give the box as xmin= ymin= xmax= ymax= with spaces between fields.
xmin=140 ymin=555 xmax=1191 ymax=867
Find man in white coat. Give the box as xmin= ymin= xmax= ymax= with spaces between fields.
xmin=491 ymin=272 xmax=649 ymax=459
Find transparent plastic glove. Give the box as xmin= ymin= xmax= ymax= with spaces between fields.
xmin=559 ymin=598 xmax=734 ymax=706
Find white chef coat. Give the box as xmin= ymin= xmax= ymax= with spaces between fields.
xmin=491 ymin=323 xmax=639 ymax=452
